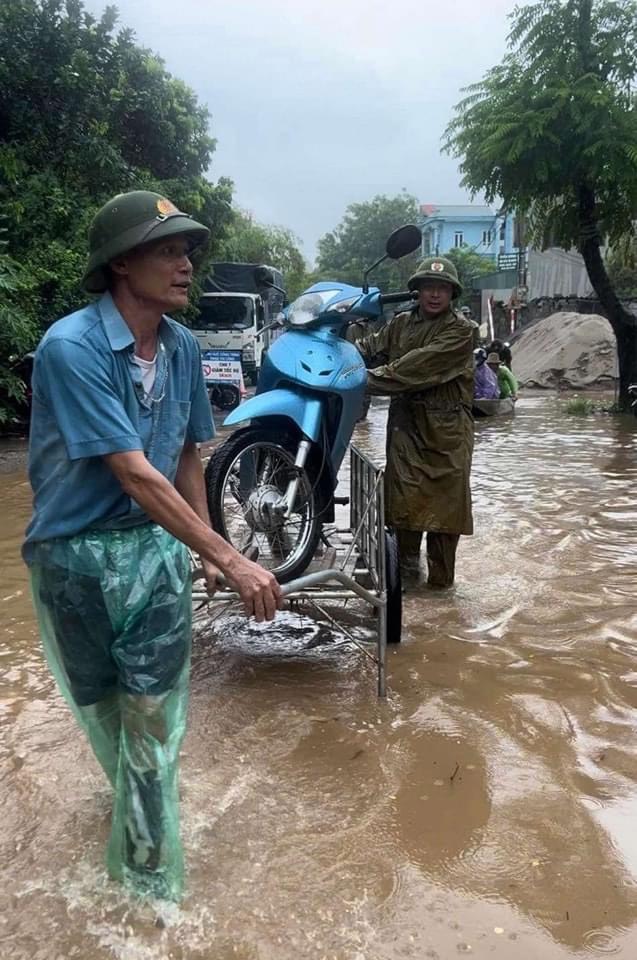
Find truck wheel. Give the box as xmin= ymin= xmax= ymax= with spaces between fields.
xmin=210 ymin=384 xmax=241 ymax=411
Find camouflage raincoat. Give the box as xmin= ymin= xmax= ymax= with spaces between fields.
xmin=356 ymin=307 xmax=474 ymax=535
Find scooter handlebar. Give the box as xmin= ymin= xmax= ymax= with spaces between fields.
xmin=378 ymin=290 xmax=416 ymax=305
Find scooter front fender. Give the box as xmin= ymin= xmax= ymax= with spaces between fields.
xmin=222 ymin=388 xmax=323 ymax=442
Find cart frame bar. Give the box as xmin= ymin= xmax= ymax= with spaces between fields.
xmin=193 ymin=445 xmax=389 ymax=695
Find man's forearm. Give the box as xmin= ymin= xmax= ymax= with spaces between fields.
xmin=367 ymin=333 xmax=473 ymax=396
xmin=366 ymin=368 xmax=406 ymax=396
xmin=104 ymin=450 xmax=239 ymax=574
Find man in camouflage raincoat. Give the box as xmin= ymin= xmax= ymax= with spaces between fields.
xmin=355 ymin=256 xmax=474 ymax=587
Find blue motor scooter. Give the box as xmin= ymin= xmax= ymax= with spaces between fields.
xmin=204 ymin=224 xmax=422 ymax=583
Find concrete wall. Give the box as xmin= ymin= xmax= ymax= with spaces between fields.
xmin=527 ymin=249 xmax=594 ymax=299
xmin=516 ymin=297 xmax=637 ymax=333
xmin=471 ymin=248 xmax=597 ymax=326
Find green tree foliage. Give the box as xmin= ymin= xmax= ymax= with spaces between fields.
xmin=0 ymin=219 xmax=39 ymax=423
xmin=218 ymin=210 xmax=309 ymax=299
xmin=445 ymin=246 xmax=496 ymax=307
xmin=444 ymin=0 xmax=637 ymax=407
xmin=316 ymin=193 xmax=421 ymax=293
xmin=0 ymin=0 xmax=235 ymax=421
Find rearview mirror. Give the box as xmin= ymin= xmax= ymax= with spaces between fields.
xmin=385 ymin=224 xmax=422 ymax=260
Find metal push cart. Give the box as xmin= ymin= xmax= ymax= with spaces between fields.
xmin=192 ymin=445 xmax=401 ymax=696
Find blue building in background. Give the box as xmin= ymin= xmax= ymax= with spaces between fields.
xmin=418 ymin=204 xmax=517 ymax=264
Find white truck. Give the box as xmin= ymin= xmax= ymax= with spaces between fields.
xmin=193 ymin=262 xmax=286 ymax=385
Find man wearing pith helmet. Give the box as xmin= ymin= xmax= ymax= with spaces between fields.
xmin=355 ymin=255 xmax=474 ymax=588
xmin=24 ymin=190 xmax=282 ymax=900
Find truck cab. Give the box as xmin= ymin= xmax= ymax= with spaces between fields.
xmin=193 ymin=262 xmax=285 ymax=386
xmin=193 ymin=291 xmax=266 ymax=385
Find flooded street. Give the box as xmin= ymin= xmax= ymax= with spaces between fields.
xmin=2 ymin=394 xmax=637 ymax=959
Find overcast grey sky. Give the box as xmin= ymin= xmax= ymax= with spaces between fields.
xmin=85 ymin=0 xmax=519 ymax=261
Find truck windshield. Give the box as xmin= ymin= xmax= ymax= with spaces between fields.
xmin=196 ymin=296 xmax=255 ymax=331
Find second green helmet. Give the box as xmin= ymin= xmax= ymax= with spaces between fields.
xmin=408 ymin=256 xmax=462 ymax=299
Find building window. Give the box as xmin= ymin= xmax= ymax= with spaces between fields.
xmin=482 ymin=229 xmax=492 ymax=246
xmin=454 ymin=231 xmax=464 ymax=248
xmin=500 ymin=224 xmax=506 ymax=240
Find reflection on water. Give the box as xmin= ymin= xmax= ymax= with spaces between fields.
xmin=2 ymin=395 xmax=637 ymax=959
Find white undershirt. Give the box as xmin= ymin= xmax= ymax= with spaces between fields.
xmin=133 ymin=353 xmax=157 ymax=395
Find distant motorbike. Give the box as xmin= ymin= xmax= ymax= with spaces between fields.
xmin=204 ymin=225 xmax=421 ymax=583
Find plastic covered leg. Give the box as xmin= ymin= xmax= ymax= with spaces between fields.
xmin=30 ymin=562 xmax=122 ymax=785
xmin=107 ymin=678 xmax=190 ymax=901
xmin=30 ymin=525 xmax=192 ymax=901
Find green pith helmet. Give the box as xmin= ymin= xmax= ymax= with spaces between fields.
xmin=82 ymin=190 xmax=210 ymax=293
xmin=407 ymin=256 xmax=462 ymax=299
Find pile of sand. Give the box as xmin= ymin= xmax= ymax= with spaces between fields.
xmin=513 ymin=311 xmax=618 ymax=389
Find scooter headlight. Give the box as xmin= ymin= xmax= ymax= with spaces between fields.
xmin=287 ymin=289 xmax=343 ymax=327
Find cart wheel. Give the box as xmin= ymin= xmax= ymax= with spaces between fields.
xmin=385 ymin=527 xmax=402 ymax=644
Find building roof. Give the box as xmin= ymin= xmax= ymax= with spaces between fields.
xmin=419 ymin=203 xmax=497 ymax=221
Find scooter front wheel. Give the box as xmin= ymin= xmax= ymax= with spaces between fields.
xmin=205 ymin=428 xmax=322 ymax=583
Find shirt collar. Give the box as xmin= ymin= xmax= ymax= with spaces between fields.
xmin=98 ymin=291 xmax=179 ymax=357
xmin=417 ymin=306 xmax=454 ymax=323
xmin=98 ymin=292 xmax=135 ymax=351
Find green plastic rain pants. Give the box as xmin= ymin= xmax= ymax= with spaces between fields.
xmin=30 ymin=523 xmax=192 ymax=901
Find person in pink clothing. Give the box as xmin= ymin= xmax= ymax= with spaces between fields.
xmin=473 ymin=348 xmax=500 ymax=399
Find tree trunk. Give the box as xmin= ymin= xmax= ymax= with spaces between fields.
xmin=577 ymin=185 xmax=637 ymax=410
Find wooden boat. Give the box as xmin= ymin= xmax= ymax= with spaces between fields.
xmin=472 ymin=397 xmax=516 ymax=418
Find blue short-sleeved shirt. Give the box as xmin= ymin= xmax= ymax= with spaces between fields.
xmin=23 ymin=292 xmax=215 ymax=561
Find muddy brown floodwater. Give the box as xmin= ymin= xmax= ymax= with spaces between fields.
xmin=2 ymin=394 xmax=637 ymax=960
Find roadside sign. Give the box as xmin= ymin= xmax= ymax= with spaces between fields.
xmin=201 ymin=349 xmax=244 ymax=389
xmin=498 ymin=253 xmax=519 ymax=271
